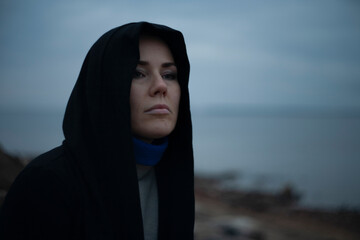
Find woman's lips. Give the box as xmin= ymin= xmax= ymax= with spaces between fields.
xmin=145 ymin=104 xmax=170 ymax=114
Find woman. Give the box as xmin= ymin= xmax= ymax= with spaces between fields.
xmin=0 ymin=22 xmax=194 ymax=240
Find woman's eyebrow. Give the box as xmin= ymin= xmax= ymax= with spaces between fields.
xmin=162 ymin=62 xmax=176 ymax=68
xmin=137 ymin=61 xmax=176 ymax=68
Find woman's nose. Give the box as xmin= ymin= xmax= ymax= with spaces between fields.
xmin=150 ymin=74 xmax=167 ymax=97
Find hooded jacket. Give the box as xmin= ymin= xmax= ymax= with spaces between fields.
xmin=0 ymin=22 xmax=194 ymax=240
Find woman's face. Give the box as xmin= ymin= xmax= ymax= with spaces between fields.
xmin=130 ymin=35 xmax=181 ymax=143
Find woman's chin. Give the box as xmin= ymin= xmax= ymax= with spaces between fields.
xmin=136 ymin=126 xmax=175 ymax=141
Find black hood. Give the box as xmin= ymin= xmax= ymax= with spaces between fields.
xmin=62 ymin=22 xmax=194 ymax=239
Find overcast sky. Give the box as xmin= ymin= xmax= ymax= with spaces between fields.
xmin=1 ymin=0 xmax=360 ymax=111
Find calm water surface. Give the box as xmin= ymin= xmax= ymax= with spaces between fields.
xmin=193 ymin=112 xmax=360 ymax=209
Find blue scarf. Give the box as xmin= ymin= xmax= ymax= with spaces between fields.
xmin=132 ymin=137 xmax=168 ymax=166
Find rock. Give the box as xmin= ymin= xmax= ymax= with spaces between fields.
xmin=0 ymin=144 xmax=26 ymax=205
xmin=221 ymin=224 xmax=241 ymax=236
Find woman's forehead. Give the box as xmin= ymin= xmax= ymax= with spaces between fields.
xmin=138 ymin=35 xmax=174 ymax=63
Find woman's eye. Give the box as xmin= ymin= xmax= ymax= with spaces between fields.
xmin=162 ymin=72 xmax=177 ymax=80
xmin=132 ymin=70 xmax=145 ymax=79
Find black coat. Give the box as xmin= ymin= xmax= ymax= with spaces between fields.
xmin=0 ymin=22 xmax=194 ymax=240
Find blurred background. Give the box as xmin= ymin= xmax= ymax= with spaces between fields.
xmin=1 ymin=1 xmax=360 ymax=239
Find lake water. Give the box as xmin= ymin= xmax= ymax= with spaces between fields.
xmin=1 ymin=109 xmax=360 ymax=209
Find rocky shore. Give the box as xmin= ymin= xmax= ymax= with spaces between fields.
xmin=1 ymin=146 xmax=359 ymax=239
xmin=0 ymin=145 xmax=27 ymax=206
xmin=194 ymin=174 xmax=360 ymax=240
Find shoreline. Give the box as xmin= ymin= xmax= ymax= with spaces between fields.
xmin=194 ymin=175 xmax=360 ymax=240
